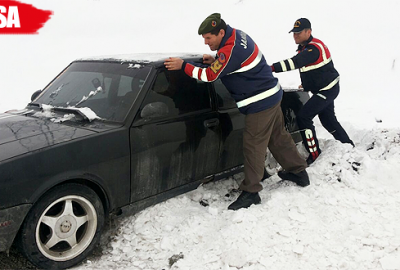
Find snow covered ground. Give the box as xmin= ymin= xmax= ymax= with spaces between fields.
xmin=1 ymin=0 xmax=400 ymax=269
xmin=72 ymin=126 xmax=400 ymax=270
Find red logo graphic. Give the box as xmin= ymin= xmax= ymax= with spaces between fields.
xmin=0 ymin=0 xmax=53 ymax=34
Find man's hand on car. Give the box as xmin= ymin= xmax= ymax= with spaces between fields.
xmin=203 ymin=54 xmax=215 ymax=64
xmin=164 ymin=58 xmax=183 ymax=70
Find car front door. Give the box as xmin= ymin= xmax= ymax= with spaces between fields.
xmin=129 ymin=69 xmax=221 ymax=202
xmin=212 ymin=79 xmax=245 ymax=172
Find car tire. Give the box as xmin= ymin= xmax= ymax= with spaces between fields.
xmin=17 ymin=183 xmax=105 ymax=269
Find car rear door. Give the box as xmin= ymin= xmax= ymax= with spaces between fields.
xmin=129 ymin=69 xmax=221 ymax=202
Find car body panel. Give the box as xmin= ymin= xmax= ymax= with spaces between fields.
xmin=130 ymin=110 xmax=221 ymax=202
xmin=0 ymin=113 xmax=96 ymax=161
xmin=0 ymin=125 xmax=131 ymax=210
xmin=0 ymin=204 xmax=31 ymax=251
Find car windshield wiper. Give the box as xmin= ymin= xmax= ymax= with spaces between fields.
xmin=27 ymin=102 xmax=42 ymax=108
xmin=27 ymin=103 xmax=99 ymax=122
xmin=51 ymin=107 xmax=92 ymax=122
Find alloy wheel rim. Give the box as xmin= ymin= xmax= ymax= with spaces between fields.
xmin=35 ymin=195 xmax=98 ymax=261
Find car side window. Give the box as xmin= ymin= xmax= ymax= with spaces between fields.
xmin=140 ymin=69 xmax=211 ymax=119
xmin=213 ymin=79 xmax=237 ymax=110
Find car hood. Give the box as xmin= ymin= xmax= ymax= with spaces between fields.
xmin=0 ymin=112 xmax=109 ymax=162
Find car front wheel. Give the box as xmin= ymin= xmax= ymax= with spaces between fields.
xmin=17 ymin=183 xmax=104 ymax=269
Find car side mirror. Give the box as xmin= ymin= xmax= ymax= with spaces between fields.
xmin=140 ymin=102 xmax=169 ymax=119
xmin=31 ymin=90 xmax=42 ymax=101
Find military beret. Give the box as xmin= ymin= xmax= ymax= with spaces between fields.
xmin=198 ymin=13 xmax=221 ymax=35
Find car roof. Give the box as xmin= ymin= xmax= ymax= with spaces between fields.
xmin=76 ymin=53 xmax=203 ymax=68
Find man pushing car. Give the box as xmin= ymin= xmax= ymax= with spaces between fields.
xmin=165 ymin=13 xmax=309 ymax=211
xmin=271 ymin=18 xmax=354 ymax=165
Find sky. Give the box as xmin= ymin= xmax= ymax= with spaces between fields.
xmin=1 ymin=0 xmax=400 ymax=269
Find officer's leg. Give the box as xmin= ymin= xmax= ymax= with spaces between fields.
xmin=267 ymin=102 xmax=309 ymax=186
xmin=268 ymin=101 xmax=307 ymax=174
xmin=296 ymin=94 xmax=326 ymax=163
xmin=318 ymin=84 xmax=354 ymax=146
xmin=240 ymin=107 xmax=273 ymax=193
xmin=319 ymin=101 xmax=354 ymax=145
xmin=228 ymin=106 xmax=273 ymax=210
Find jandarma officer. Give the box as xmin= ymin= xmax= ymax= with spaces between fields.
xmin=165 ymin=13 xmax=309 ymax=210
xmin=271 ymin=18 xmax=354 ymax=165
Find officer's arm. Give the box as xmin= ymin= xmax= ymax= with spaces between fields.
xmin=271 ymin=45 xmax=320 ymax=73
xmin=181 ymin=45 xmax=237 ymax=82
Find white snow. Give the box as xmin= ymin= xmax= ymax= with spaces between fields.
xmin=52 ymin=113 xmax=75 ymax=123
xmin=32 ymin=104 xmax=100 ymax=122
xmin=74 ymin=107 xmax=100 ymax=121
xmin=33 ymin=103 xmax=54 ymax=118
xmin=76 ymin=87 xmax=104 ymax=106
xmin=79 ymin=53 xmax=202 ymax=63
xmin=71 ymin=130 xmax=400 ymax=270
xmin=1 ymin=0 xmax=400 ymax=269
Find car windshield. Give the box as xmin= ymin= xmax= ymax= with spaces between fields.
xmin=33 ymin=61 xmax=151 ymax=122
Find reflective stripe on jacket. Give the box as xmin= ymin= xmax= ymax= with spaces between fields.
xmin=300 ymin=38 xmax=332 ymax=72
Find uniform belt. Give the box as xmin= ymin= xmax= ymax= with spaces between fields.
xmin=236 ymin=83 xmax=281 ymax=108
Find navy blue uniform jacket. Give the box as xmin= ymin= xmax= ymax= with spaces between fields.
xmin=182 ymin=25 xmax=281 ymax=115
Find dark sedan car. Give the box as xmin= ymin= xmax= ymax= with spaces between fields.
xmin=0 ymin=54 xmax=309 ymax=269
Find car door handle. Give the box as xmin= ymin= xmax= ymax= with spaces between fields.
xmin=204 ymin=118 xmax=219 ymax=128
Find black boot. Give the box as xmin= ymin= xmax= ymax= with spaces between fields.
xmin=278 ymin=170 xmax=310 ymax=187
xmin=228 ymin=191 xmax=261 ymax=210
xmin=306 ymin=149 xmax=321 ymax=165
xmin=306 ymin=154 xmax=317 ymax=165
xmin=261 ymin=168 xmax=271 ymax=182
xmin=300 ymin=128 xmax=321 ymax=166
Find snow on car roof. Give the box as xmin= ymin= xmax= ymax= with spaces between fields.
xmin=78 ymin=53 xmax=203 ymax=63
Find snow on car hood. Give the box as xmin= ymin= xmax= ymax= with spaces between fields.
xmin=0 ymin=112 xmax=97 ymax=162
xmin=34 ymin=104 xmax=101 ymax=122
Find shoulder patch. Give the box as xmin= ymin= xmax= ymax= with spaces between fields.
xmin=218 ymin=53 xmax=226 ymax=63
xmin=210 ymin=59 xmax=223 ymax=73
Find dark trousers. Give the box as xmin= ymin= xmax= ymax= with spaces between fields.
xmin=297 ymin=84 xmax=353 ymax=156
xmin=240 ymin=101 xmax=307 ymax=193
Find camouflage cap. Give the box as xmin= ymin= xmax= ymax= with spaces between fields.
xmin=198 ymin=13 xmax=221 ymax=35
